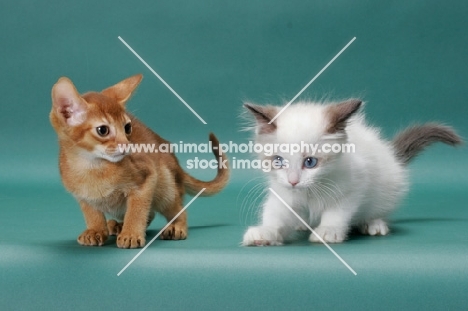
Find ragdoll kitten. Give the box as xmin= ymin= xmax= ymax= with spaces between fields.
xmin=242 ymin=99 xmax=461 ymax=245
xmin=50 ymin=74 xmax=229 ymax=248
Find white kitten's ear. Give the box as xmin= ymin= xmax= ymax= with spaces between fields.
xmin=51 ymin=77 xmax=87 ymax=127
xmin=101 ymin=74 xmax=143 ymax=106
xmin=326 ymin=99 xmax=362 ymax=134
xmin=326 ymin=99 xmax=362 ymax=133
xmin=244 ymin=103 xmax=278 ymax=134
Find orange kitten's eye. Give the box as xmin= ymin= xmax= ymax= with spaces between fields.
xmin=124 ymin=122 xmax=132 ymax=135
xmin=96 ymin=125 xmax=109 ymax=137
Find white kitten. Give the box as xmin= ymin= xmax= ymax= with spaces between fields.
xmin=242 ymin=100 xmax=461 ymax=246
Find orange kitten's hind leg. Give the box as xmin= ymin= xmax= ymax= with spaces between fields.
xmin=78 ymin=201 xmax=109 ymax=246
xmin=108 ymin=210 xmax=152 ymax=236
xmin=107 ymin=220 xmax=123 ymax=236
xmin=160 ymin=203 xmax=188 ymax=240
xmin=147 ymin=210 xmax=155 ymax=226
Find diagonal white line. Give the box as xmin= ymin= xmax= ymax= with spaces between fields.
xmin=117 ymin=188 xmax=206 ymax=276
xmin=269 ymin=188 xmax=357 ymax=276
xmin=118 ymin=36 xmax=207 ymax=125
xmin=269 ymin=37 xmax=356 ymax=124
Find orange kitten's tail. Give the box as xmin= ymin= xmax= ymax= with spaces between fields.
xmin=183 ymin=133 xmax=230 ymax=196
xmin=392 ymin=123 xmax=462 ymax=165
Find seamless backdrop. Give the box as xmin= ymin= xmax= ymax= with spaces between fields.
xmin=1 ymin=1 xmax=467 ymax=310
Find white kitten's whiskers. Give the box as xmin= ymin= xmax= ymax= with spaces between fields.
xmin=237 ymin=177 xmax=268 ymax=226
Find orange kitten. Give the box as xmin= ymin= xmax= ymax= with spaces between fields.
xmin=50 ymin=74 xmax=229 ymax=248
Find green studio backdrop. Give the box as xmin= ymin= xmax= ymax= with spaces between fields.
xmin=0 ymin=1 xmax=467 ymax=310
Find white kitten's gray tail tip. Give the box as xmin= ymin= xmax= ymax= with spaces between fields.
xmin=393 ymin=123 xmax=463 ymax=165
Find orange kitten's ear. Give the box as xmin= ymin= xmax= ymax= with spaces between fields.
xmin=101 ymin=74 xmax=143 ymax=106
xmin=51 ymin=77 xmax=87 ymax=126
xmin=244 ymin=103 xmax=278 ymax=134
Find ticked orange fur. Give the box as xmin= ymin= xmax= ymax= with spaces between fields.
xmin=50 ymin=74 xmax=229 ymax=248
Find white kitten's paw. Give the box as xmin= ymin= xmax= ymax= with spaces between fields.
xmin=242 ymin=226 xmax=284 ymax=246
xmin=360 ymin=219 xmax=389 ymax=236
xmin=309 ymin=226 xmax=347 ymax=243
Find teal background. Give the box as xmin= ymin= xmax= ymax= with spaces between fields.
xmin=1 ymin=1 xmax=467 ymax=310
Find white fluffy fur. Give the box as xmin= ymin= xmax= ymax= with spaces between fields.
xmin=243 ymin=101 xmax=408 ymax=245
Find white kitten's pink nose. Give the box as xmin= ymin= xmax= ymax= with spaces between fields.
xmin=288 ymin=171 xmax=300 ymax=187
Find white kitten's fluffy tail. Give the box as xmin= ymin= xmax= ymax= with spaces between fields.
xmin=392 ymin=123 xmax=462 ymax=164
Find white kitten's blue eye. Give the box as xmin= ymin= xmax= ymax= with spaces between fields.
xmin=272 ymin=155 xmax=286 ymax=169
xmin=303 ymin=157 xmax=318 ymax=169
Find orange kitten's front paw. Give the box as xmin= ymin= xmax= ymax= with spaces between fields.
xmin=117 ymin=231 xmax=146 ymax=249
xmin=107 ymin=220 xmax=123 ymax=236
xmin=77 ymin=229 xmax=108 ymax=246
xmin=160 ymin=223 xmax=187 ymax=240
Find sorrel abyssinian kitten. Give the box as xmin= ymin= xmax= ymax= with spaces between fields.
xmin=242 ymin=99 xmax=461 ymax=246
xmin=50 ymin=74 xmax=229 ymax=248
